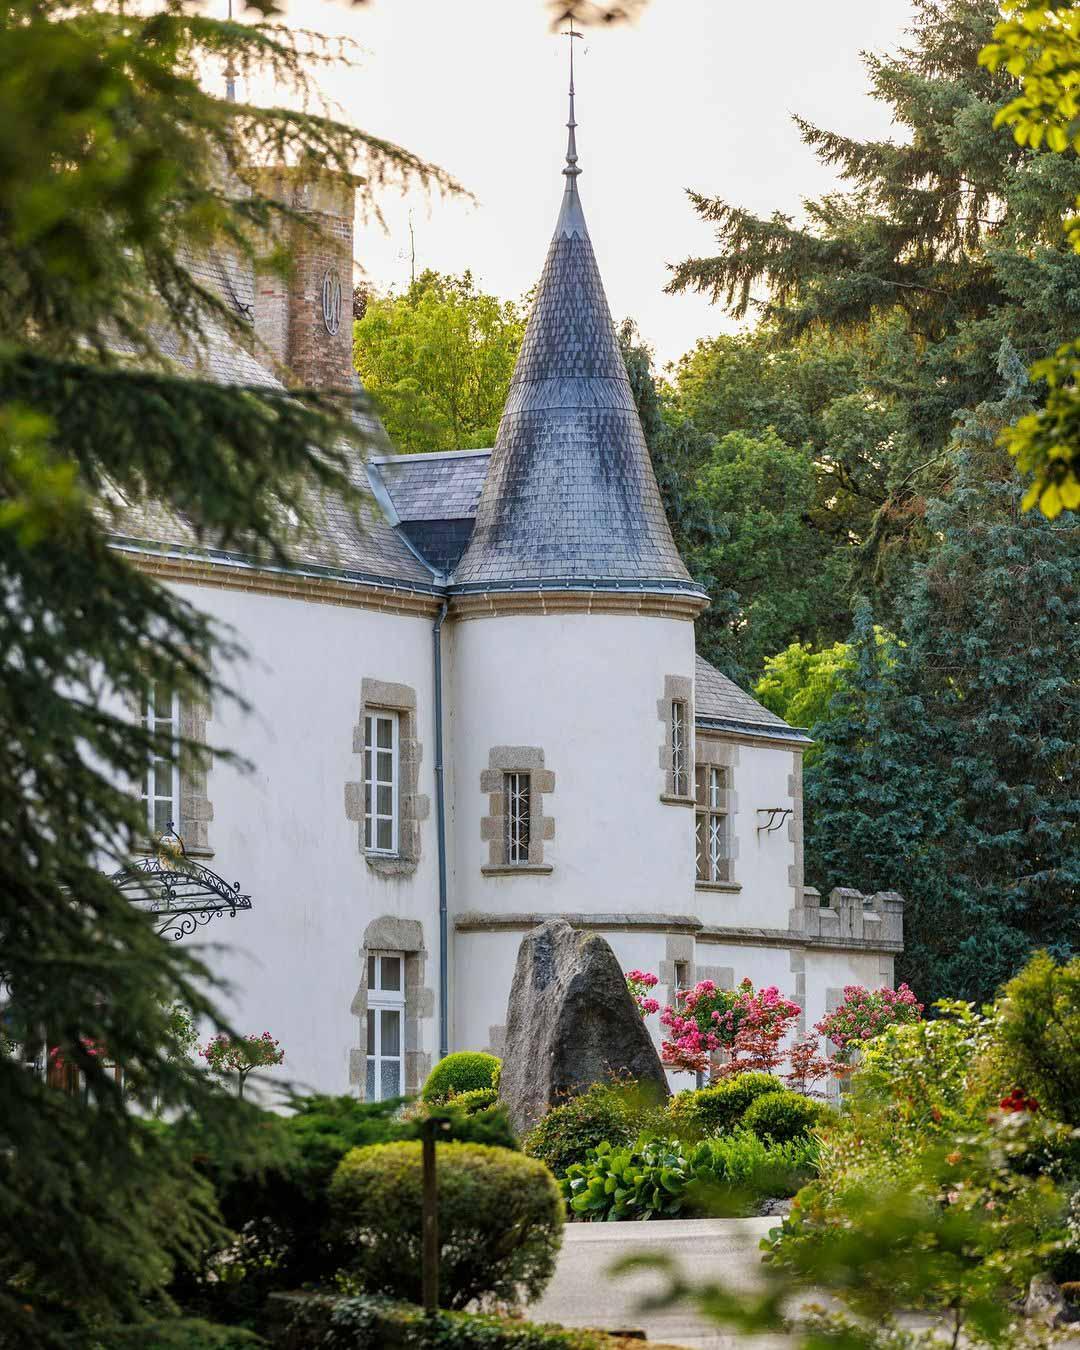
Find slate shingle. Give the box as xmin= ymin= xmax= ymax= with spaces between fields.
xmin=451 ymin=178 xmax=705 ymax=598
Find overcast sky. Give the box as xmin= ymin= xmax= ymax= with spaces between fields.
xmin=241 ymin=0 xmax=915 ymax=367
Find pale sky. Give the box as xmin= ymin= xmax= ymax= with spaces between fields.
xmin=238 ymin=0 xmax=915 ymax=367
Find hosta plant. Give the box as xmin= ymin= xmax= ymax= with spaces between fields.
xmin=561 ymin=1132 xmax=818 ymax=1222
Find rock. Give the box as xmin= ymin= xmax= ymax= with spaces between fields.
xmin=498 ymin=918 xmax=669 ymax=1136
xmin=1026 ymin=1274 xmax=1079 ymax=1327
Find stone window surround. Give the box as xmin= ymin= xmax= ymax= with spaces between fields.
xmin=132 ymin=691 xmax=215 ymax=859
xmin=694 ymin=733 xmax=740 ymax=892
xmin=345 ymin=678 xmax=430 ymax=879
xmin=480 ymin=746 xmax=555 ymax=875
xmin=350 ymin=915 xmax=433 ymax=1098
xmin=658 ymin=674 xmax=695 ymax=806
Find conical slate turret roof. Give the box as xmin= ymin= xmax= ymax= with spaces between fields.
xmin=450 ymin=65 xmax=702 ymax=600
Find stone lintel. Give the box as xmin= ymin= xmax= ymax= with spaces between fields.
xmin=455 ymin=910 xmax=703 ymax=935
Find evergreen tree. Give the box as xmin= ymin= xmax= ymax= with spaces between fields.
xmin=669 ymin=0 xmax=1080 ymax=580
xmin=806 ymin=345 xmax=1080 ymax=1005
xmin=892 ymin=345 xmax=1080 ymax=1002
xmin=0 ymin=2 xmax=455 ymax=1341
xmin=804 ymin=600 xmax=945 ymax=926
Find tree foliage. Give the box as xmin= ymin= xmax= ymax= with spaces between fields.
xmin=0 ymin=1 xmax=454 ymax=1343
xmin=979 ymin=2 xmax=1080 ymax=516
xmin=353 ymin=270 xmax=526 ymax=451
xmin=806 ymin=350 xmax=1080 ymax=1005
xmin=670 ymin=0 xmax=1080 ymax=568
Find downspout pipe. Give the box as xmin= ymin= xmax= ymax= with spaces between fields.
xmin=365 ymin=460 xmax=451 ymax=1059
xmin=432 ymin=600 xmax=450 ymax=1058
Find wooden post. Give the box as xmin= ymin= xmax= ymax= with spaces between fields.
xmin=421 ymin=1117 xmax=439 ymax=1315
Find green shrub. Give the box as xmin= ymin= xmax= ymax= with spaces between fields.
xmin=272 ymin=1293 xmax=609 ymax=1349
xmin=665 ymin=1073 xmax=781 ymax=1137
xmin=445 ymin=1087 xmax=499 ymax=1114
xmin=422 ymin=1052 xmax=501 ymax=1102
xmin=989 ymin=951 xmax=1080 ymax=1126
xmin=561 ymin=1132 xmax=818 ymax=1222
xmin=165 ymin=1094 xmax=516 ymax=1325
xmin=522 ymin=1081 xmax=663 ymax=1177
xmin=329 ymin=1141 xmax=562 ymax=1309
xmin=742 ymin=1090 xmax=826 ymax=1144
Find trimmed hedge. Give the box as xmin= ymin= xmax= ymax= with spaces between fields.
xmin=423 ymin=1053 xmax=501 ymax=1103
xmin=742 ymin=1090 xmax=826 ymax=1144
xmin=271 ymin=1294 xmax=613 ymax=1349
xmin=522 ymin=1082 xmax=664 ymax=1177
xmin=665 ymin=1073 xmax=781 ymax=1137
xmin=330 ymin=1141 xmax=562 ymax=1309
xmin=445 ymin=1087 xmax=499 ymax=1115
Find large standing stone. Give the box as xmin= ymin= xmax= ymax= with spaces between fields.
xmin=499 ymin=918 xmax=669 ymax=1136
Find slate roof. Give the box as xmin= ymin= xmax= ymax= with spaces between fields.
xmin=694 ymin=655 xmax=810 ymax=743
xmin=451 ymin=142 xmax=705 ymax=598
xmin=107 ymin=299 xmax=438 ymax=592
xmin=368 ymin=449 xmax=491 ymax=523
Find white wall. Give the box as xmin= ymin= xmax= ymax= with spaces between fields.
xmin=448 ymin=612 xmax=697 ymax=922
xmin=702 ymin=740 xmax=799 ymax=932
xmin=169 ymin=580 xmax=440 ymax=1098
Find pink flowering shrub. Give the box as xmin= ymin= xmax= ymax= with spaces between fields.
xmin=200 ymin=1030 xmax=284 ymax=1098
xmin=658 ymin=978 xmax=802 ymax=1079
xmin=814 ymin=983 xmax=923 ymax=1065
xmin=625 ymin=969 xmax=661 ymax=1018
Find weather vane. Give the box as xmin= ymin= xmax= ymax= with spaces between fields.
xmin=560 ymin=17 xmax=584 ymax=183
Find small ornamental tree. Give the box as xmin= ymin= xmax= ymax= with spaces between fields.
xmin=658 ymin=978 xmax=801 ymax=1079
xmin=625 ymin=970 xmax=660 ymax=1018
xmin=200 ymin=1031 xmax=284 ymax=1099
xmin=815 ymin=983 xmax=923 ymax=1067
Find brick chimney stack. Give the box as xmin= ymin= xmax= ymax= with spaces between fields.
xmin=253 ymin=168 xmax=356 ymax=391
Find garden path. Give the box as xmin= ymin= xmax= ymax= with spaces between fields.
xmin=527 ymin=1217 xmax=794 ymax=1349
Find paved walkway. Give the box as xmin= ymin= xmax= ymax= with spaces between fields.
xmin=528 ymin=1218 xmax=793 ymax=1349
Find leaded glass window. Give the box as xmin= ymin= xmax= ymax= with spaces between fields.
xmin=695 ymin=764 xmax=730 ymax=882
xmin=364 ymin=711 xmax=399 ymax=855
xmin=671 ymin=700 xmax=688 ymax=797
xmin=366 ymin=952 xmax=404 ymax=1101
xmin=505 ymin=772 xmax=531 ymax=865
xmin=141 ymin=684 xmax=180 ymax=837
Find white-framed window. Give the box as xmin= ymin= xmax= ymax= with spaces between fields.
xmin=505 ymin=771 xmax=531 ymax=865
xmin=695 ymin=764 xmax=730 ymax=882
xmin=364 ymin=710 xmax=399 ymax=855
xmin=366 ymin=951 xmax=405 ymax=1101
xmin=671 ymin=700 xmax=688 ymax=797
xmin=673 ymin=959 xmax=690 ymax=995
xmin=141 ymin=683 xmax=181 ymax=837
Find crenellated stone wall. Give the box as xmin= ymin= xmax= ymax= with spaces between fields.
xmin=789 ymin=886 xmax=905 ymax=951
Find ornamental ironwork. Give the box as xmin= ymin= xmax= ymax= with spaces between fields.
xmin=112 ymin=825 xmax=252 ymax=942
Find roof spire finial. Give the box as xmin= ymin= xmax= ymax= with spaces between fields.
xmin=561 ymin=18 xmax=583 ymax=188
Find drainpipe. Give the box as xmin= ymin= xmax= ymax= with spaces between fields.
xmin=365 ymin=459 xmax=451 ymax=1059
xmin=433 ymin=599 xmax=450 ymax=1058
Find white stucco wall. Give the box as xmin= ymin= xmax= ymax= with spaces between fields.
xmin=697 ymin=739 xmax=800 ymax=932
xmin=448 ymin=611 xmax=697 ymax=922
xmin=144 ymin=579 xmax=899 ymax=1099
xmin=166 ymin=580 xmax=441 ymax=1098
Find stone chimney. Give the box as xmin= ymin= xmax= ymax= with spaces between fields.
xmin=252 ymin=168 xmax=356 ymax=391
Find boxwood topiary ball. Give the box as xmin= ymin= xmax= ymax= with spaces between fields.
xmin=422 ymin=1052 xmax=501 ymax=1102
xmin=330 ymin=1140 xmax=562 ymax=1309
